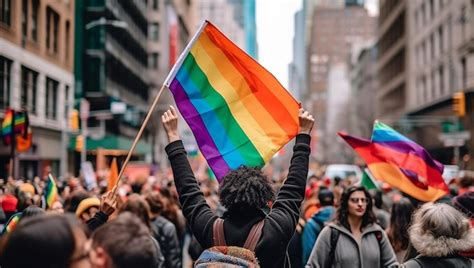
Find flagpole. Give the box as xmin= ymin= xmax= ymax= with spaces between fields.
xmin=111 ymin=84 xmax=167 ymax=195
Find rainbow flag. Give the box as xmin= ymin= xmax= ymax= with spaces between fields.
xmin=2 ymin=108 xmax=14 ymax=145
xmin=44 ymin=174 xmax=58 ymax=208
xmin=1 ymin=212 xmax=22 ymax=235
xmin=164 ymin=21 xmax=299 ymax=180
xmin=338 ymin=121 xmax=448 ymax=202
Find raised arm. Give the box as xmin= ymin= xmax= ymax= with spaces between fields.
xmin=267 ymin=108 xmax=315 ymax=240
xmin=162 ymin=106 xmax=217 ymax=248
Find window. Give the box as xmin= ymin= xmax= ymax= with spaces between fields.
xmin=21 ymin=66 xmax=38 ymax=114
xmin=430 ymin=0 xmax=434 ymax=19
xmin=45 ymin=78 xmax=58 ymax=120
xmin=152 ymin=0 xmax=158 ymax=10
xmin=430 ymin=34 xmax=435 ymax=58
xmin=439 ymin=66 xmax=444 ymax=95
xmin=438 ymin=26 xmax=443 ymax=52
xmin=0 ymin=0 xmax=11 ymax=26
xmin=149 ymin=23 xmax=159 ymax=41
xmin=0 ymin=56 xmax=12 ymax=109
xmin=31 ymin=0 xmax=39 ymax=41
xmin=149 ymin=53 xmax=159 ymax=69
xmin=461 ymin=57 xmax=467 ymax=88
xmin=64 ymin=85 xmax=69 ymax=120
xmin=65 ymin=21 xmax=70 ymax=61
xmin=46 ymin=7 xmax=60 ymax=54
xmin=22 ymin=0 xmax=28 ymax=39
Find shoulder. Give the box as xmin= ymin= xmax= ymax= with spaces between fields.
xmin=400 ymin=259 xmax=422 ymax=268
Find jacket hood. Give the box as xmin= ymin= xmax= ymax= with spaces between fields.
xmin=312 ymin=206 xmax=335 ymax=224
xmin=409 ymin=223 xmax=474 ymax=257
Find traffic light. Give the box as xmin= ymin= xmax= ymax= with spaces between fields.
xmin=453 ymin=92 xmax=466 ymax=117
xmin=75 ymin=135 xmax=83 ymax=152
xmin=70 ymin=109 xmax=79 ymax=131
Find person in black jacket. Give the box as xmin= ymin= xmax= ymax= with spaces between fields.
xmin=161 ymin=106 xmax=314 ymax=268
xmin=146 ymin=191 xmax=182 ymax=268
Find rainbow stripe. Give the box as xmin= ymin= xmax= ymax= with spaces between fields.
xmin=338 ymin=121 xmax=448 ymax=202
xmin=44 ymin=174 xmax=58 ymax=208
xmin=1 ymin=212 xmax=22 ymax=235
xmin=165 ymin=21 xmax=299 ymax=179
xmin=2 ymin=108 xmax=14 ymax=145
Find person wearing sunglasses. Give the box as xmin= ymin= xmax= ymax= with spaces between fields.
xmin=306 ymin=185 xmax=397 ymax=267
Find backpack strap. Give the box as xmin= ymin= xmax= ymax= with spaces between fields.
xmin=327 ymin=227 xmax=340 ymax=268
xmin=243 ymin=220 xmax=265 ymax=251
xmin=213 ymin=218 xmax=226 ymax=246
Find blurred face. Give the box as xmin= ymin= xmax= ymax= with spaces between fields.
xmin=347 ymin=191 xmax=368 ymax=218
xmin=51 ymin=201 xmax=64 ymax=214
xmin=69 ymin=228 xmax=92 ymax=268
xmin=80 ymin=207 xmax=99 ymax=222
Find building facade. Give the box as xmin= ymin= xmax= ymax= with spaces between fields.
xmin=0 ymin=0 xmax=74 ymax=179
xmin=377 ymin=0 xmax=474 ymax=168
xmin=307 ymin=4 xmax=376 ymax=162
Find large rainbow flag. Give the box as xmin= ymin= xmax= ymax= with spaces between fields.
xmin=164 ymin=21 xmax=299 ymax=180
xmin=1 ymin=212 xmax=22 ymax=235
xmin=339 ymin=121 xmax=448 ymax=202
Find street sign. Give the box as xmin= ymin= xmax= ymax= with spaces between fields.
xmin=438 ymin=131 xmax=471 ymax=147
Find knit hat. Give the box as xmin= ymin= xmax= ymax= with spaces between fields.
xmin=75 ymin=197 xmax=100 ymax=217
xmin=2 ymin=195 xmax=18 ymax=212
xmin=452 ymin=191 xmax=474 ymax=219
xmin=318 ymin=189 xmax=334 ymax=206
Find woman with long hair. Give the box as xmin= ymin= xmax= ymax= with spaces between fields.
xmin=387 ymin=197 xmax=415 ymax=262
xmin=306 ymin=186 xmax=397 ymax=267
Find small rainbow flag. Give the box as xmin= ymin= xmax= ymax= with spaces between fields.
xmin=1 ymin=212 xmax=22 ymax=235
xmin=338 ymin=121 xmax=448 ymax=202
xmin=2 ymin=108 xmax=14 ymax=145
xmin=44 ymin=174 xmax=58 ymax=208
xmin=164 ymin=21 xmax=299 ymax=180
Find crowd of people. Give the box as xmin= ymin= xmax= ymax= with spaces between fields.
xmin=0 ymin=106 xmax=472 ymax=268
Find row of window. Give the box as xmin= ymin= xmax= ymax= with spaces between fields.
xmin=1 ymin=0 xmax=70 ymax=60
xmin=417 ymin=65 xmax=445 ymax=104
xmin=0 ymin=56 xmax=69 ymax=121
xmin=415 ymin=0 xmax=446 ymax=29
xmin=415 ymin=23 xmax=448 ymax=67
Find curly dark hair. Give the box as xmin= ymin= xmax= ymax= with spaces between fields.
xmin=387 ymin=197 xmax=415 ymax=252
xmin=219 ymin=166 xmax=275 ymax=213
xmin=335 ymin=186 xmax=376 ymax=231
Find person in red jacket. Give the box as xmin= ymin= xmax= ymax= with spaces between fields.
xmin=162 ymin=106 xmax=314 ymax=267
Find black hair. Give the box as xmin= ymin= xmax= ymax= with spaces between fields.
xmin=0 ymin=214 xmax=84 ymax=268
xmin=64 ymin=190 xmax=89 ymax=213
xmin=372 ymin=190 xmax=383 ymax=209
xmin=318 ymin=189 xmax=334 ymax=206
xmin=92 ymin=212 xmax=159 ymax=268
xmin=387 ymin=197 xmax=415 ymax=252
xmin=22 ymin=205 xmax=44 ymax=219
xmin=335 ymin=186 xmax=376 ymax=231
xmin=219 ymin=166 xmax=275 ymax=214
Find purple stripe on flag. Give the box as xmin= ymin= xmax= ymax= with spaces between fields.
xmin=375 ymin=141 xmax=444 ymax=173
xmin=169 ymin=79 xmax=231 ymax=179
xmin=399 ymin=167 xmax=428 ymax=190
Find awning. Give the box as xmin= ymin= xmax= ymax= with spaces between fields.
xmin=69 ymin=135 xmax=151 ymax=155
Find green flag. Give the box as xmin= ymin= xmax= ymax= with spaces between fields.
xmin=360 ymin=168 xmax=379 ymax=190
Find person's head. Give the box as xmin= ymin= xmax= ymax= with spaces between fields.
xmin=318 ymin=189 xmax=334 ymax=207
xmin=409 ymin=202 xmax=474 ymax=257
xmin=387 ymin=198 xmax=415 ymax=252
xmin=90 ymin=212 xmax=159 ymax=268
xmin=75 ymin=198 xmax=100 ymax=223
xmin=336 ymin=186 xmax=376 ymax=230
xmin=65 ymin=190 xmax=90 ymax=213
xmin=0 ymin=214 xmax=90 ymax=268
xmin=371 ymin=190 xmax=383 ymax=209
xmin=51 ymin=200 xmax=65 ymax=214
xmin=452 ymin=191 xmax=474 ymax=219
xmin=145 ymin=191 xmax=165 ymax=216
xmin=119 ymin=194 xmax=151 ymax=228
xmin=22 ymin=205 xmax=45 ymax=219
xmin=219 ymin=166 xmax=275 ymax=214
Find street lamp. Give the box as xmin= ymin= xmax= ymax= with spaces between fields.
xmin=85 ymin=17 xmax=128 ymax=30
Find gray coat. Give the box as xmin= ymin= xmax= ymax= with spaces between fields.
xmin=306 ymin=222 xmax=398 ymax=268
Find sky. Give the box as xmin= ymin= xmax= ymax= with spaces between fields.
xmin=256 ymin=0 xmax=302 ymax=88
xmin=256 ymin=0 xmax=379 ymax=89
